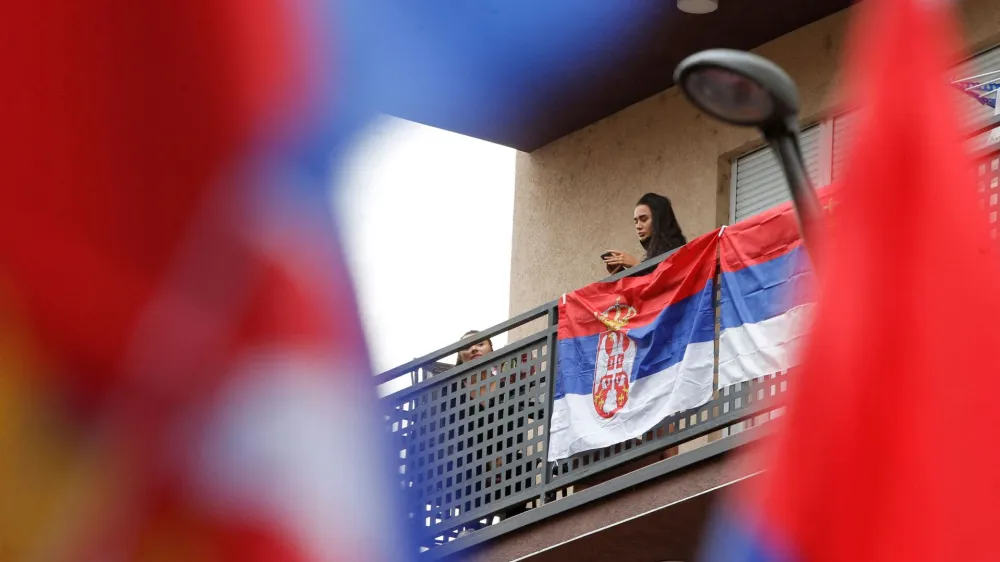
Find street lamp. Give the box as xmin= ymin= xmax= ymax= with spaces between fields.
xmin=674 ymin=49 xmax=823 ymax=243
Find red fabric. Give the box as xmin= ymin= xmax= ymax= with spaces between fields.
xmin=116 ymin=484 xmax=310 ymax=562
xmin=719 ymin=186 xmax=838 ymax=273
xmin=719 ymin=206 xmax=802 ymax=273
xmin=0 ymin=1 xmax=302 ymax=399
xmin=558 ymin=228 xmax=720 ymax=339
xmin=744 ymin=0 xmax=1000 ymax=560
xmin=0 ymin=3 xmax=326 ymax=559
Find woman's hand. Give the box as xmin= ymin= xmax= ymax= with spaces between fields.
xmin=603 ymin=250 xmax=639 ymax=274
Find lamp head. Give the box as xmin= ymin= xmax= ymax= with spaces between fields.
xmin=674 ymin=49 xmax=800 ymax=137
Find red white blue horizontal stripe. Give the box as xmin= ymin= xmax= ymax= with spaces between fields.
xmin=718 ymin=204 xmax=816 ymax=387
xmin=550 ymin=232 xmax=719 ymax=461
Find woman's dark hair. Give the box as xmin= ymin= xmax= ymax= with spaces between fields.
xmin=456 ymin=330 xmax=494 ymax=365
xmin=636 ymin=192 xmax=686 ymax=260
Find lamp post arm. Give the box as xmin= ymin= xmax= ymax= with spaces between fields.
xmin=767 ymin=131 xmax=824 ymax=252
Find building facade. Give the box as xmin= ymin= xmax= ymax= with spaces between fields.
xmin=378 ymin=2 xmax=1000 ymax=560
xmin=509 ymin=1 xmax=1000 ymax=328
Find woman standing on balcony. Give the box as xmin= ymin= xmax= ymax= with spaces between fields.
xmin=456 ymin=330 xmax=493 ymax=365
xmin=456 ymin=330 xmax=501 ymax=412
xmin=603 ymin=192 xmax=687 ymax=274
xmin=453 ymin=330 xmax=534 ymax=533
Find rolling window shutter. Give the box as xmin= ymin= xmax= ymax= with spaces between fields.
xmin=952 ymin=45 xmax=1000 ymax=136
xmin=733 ymin=125 xmax=821 ymax=222
xmin=832 ymin=111 xmax=859 ymax=183
xmin=832 ymin=45 xmax=1000 ymax=182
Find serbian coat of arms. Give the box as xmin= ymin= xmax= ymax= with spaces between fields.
xmin=592 ymin=298 xmax=637 ymax=419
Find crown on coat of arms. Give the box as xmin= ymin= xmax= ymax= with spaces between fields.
xmin=594 ymin=297 xmax=638 ymax=332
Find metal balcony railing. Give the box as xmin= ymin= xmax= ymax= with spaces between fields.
xmin=376 ymin=122 xmax=1000 ymax=559
xmin=373 ymin=252 xmax=789 ymax=558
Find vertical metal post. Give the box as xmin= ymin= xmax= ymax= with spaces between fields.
xmin=729 ymin=158 xmax=739 ymax=224
xmin=538 ymin=303 xmax=559 ymax=506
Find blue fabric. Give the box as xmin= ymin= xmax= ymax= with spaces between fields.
xmin=555 ymin=279 xmax=714 ymax=400
xmin=720 ymin=246 xmax=814 ymax=330
xmin=700 ymin=508 xmax=793 ymax=562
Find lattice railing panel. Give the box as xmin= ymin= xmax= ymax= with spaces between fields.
xmin=385 ymin=337 xmax=552 ymax=543
xmin=547 ymin=370 xmax=790 ymax=487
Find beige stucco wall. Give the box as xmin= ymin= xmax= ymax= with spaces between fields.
xmin=509 ymin=0 xmax=1000 ymax=324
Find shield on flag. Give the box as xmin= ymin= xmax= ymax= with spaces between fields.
xmin=592 ymin=326 xmax=636 ymax=419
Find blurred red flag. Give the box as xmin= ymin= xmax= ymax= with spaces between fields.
xmin=704 ymin=0 xmax=1000 ymax=560
xmin=0 ymin=2 xmax=411 ymax=561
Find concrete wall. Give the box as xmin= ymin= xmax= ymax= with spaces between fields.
xmin=509 ymin=0 xmax=1000 ymax=323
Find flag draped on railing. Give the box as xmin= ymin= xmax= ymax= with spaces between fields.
xmin=551 ymin=196 xmax=836 ymax=462
xmin=550 ymin=232 xmax=719 ymax=461
xmin=718 ymin=202 xmax=817 ymax=387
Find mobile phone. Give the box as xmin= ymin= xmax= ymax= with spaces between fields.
xmin=600 ymin=251 xmax=614 ymax=261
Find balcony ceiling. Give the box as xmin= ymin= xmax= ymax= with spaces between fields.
xmin=362 ymin=0 xmax=851 ymax=151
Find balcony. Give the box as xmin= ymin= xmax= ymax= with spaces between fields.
xmin=376 ymin=121 xmax=1000 ymax=561
xmin=375 ymin=253 xmax=787 ymax=561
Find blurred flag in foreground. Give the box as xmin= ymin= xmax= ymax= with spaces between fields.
xmin=0 ymin=2 xmax=412 ymax=560
xmin=701 ymin=0 xmax=1000 ymax=560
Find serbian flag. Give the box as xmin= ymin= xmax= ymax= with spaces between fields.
xmin=0 ymin=2 xmax=413 ymax=560
xmin=701 ymin=0 xmax=1000 ymax=560
xmin=549 ymin=231 xmax=718 ymax=461
xmin=717 ymin=197 xmax=823 ymax=387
